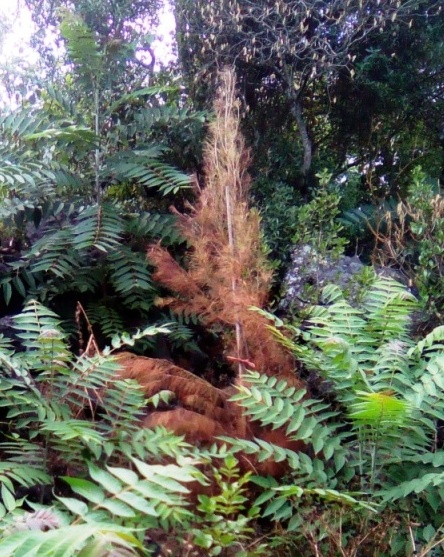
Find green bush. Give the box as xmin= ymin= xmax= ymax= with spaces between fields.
xmin=262 ymin=274 xmax=444 ymax=554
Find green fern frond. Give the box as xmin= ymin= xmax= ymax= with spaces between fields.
xmin=133 ymin=105 xmax=207 ymax=131
xmin=0 ymin=162 xmax=57 ymax=219
xmin=108 ymin=151 xmax=191 ymax=196
xmin=59 ymin=11 xmax=104 ymax=83
xmin=231 ymin=372 xmax=344 ymax=461
xmin=30 ymin=238 xmax=82 ymax=280
xmin=44 ymin=84 xmax=78 ymax=117
xmin=23 ymin=125 xmax=97 ymax=147
xmin=1 ymin=108 xmax=93 ymax=152
xmin=0 ymin=109 xmax=48 ymax=138
xmin=49 ymin=168 xmax=85 ymax=192
xmin=60 ymin=266 xmax=103 ymax=294
xmin=73 ymin=203 xmax=124 ymax=252
xmin=142 ymin=159 xmax=191 ymax=195
xmin=85 ymin=302 xmax=126 ymax=339
xmin=409 ymin=325 xmax=444 ymax=357
xmin=372 ymin=341 xmax=414 ymax=393
xmin=0 ymin=461 xmax=51 ymax=495
xmin=12 ymin=300 xmax=66 ymax=347
xmin=0 ymin=440 xmax=51 ymax=495
xmin=94 ymin=379 xmax=147 ymax=435
xmin=108 ymin=85 xmax=181 ymax=114
xmin=363 ymin=278 xmax=418 ymax=339
xmin=108 ymin=247 xmax=154 ymax=296
xmin=349 ymin=391 xmax=412 ymax=428
xmin=0 ymin=161 xmax=52 ymax=190
xmin=254 ymin=482 xmax=376 ymax=529
xmin=0 ymin=523 xmax=142 ymax=557
xmin=59 ymin=353 xmax=121 ymax=397
xmin=164 ymin=308 xmax=202 ymax=327
xmin=124 ymin=426 xmax=193 ymax=461
xmin=126 ymin=211 xmax=183 ymax=244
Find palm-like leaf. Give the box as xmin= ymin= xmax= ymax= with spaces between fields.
xmin=349 ymin=391 xmax=412 ymax=428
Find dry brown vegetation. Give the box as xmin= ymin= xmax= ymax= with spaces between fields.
xmin=115 ymin=69 xmax=304 ymax=475
xmin=149 ymin=68 xmax=299 ymax=383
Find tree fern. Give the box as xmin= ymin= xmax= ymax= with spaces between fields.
xmin=0 ymin=10 xmax=201 ymax=351
xmin=0 ymin=320 xmax=258 ymax=555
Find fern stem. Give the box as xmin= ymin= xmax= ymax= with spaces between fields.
xmin=94 ymin=84 xmax=101 ymax=203
xmin=225 ymin=181 xmax=244 ymax=382
xmin=358 ymin=428 xmax=365 ymax=491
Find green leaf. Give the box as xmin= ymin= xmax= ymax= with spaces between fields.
xmin=423 ymin=524 xmax=436 ymax=543
xmin=57 ymin=496 xmax=89 ymax=516
xmin=116 ymin=492 xmax=158 ymax=516
xmin=108 ymin=467 xmax=139 ymax=486
xmin=100 ymin=499 xmax=136 ymax=518
xmin=262 ymin=497 xmax=287 ymax=518
xmin=1 ymin=484 xmax=16 ymax=512
xmin=88 ymin=464 xmax=123 ymax=494
xmin=62 ymin=478 xmax=105 ymax=505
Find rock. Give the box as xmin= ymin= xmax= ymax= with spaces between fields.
xmin=280 ymin=244 xmax=412 ymax=312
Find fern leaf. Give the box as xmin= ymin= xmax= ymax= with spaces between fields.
xmin=73 ymin=203 xmax=124 ymax=252
xmin=59 ymin=11 xmax=104 ymax=82
xmin=363 ymin=277 xmax=418 ymax=339
xmin=107 ymin=151 xmax=191 ymax=196
xmin=126 ymin=212 xmax=183 ymax=245
xmin=108 ymin=85 xmax=180 ymax=114
xmin=0 ymin=524 xmax=141 ymax=557
xmin=108 ymin=247 xmax=154 ymax=295
xmin=12 ymin=300 xmax=65 ymax=346
xmin=0 ymin=109 xmax=48 ymax=137
xmin=85 ymin=302 xmax=126 ymax=339
xmin=133 ymin=105 xmax=207 ymax=133
xmin=349 ymin=391 xmax=412 ymax=428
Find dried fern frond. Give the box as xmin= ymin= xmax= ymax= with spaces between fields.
xmin=115 ymin=352 xmax=232 ymax=423
xmin=142 ymin=408 xmax=231 ymax=444
xmin=147 ymin=68 xmax=300 ymax=385
xmin=115 ymin=352 xmax=301 ymax=477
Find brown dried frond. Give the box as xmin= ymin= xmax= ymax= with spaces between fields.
xmin=115 ymin=352 xmax=301 ymax=477
xmin=142 ymin=408 xmax=231 ymax=443
xmin=148 ymin=244 xmax=200 ymax=298
xmin=115 ymin=352 xmax=231 ymax=421
xmin=235 ymin=310 xmax=301 ymax=385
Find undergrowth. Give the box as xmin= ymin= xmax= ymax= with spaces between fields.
xmin=1 ymin=276 xmax=444 ymax=555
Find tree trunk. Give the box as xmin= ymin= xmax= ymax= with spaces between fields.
xmin=291 ymin=98 xmax=312 ymax=176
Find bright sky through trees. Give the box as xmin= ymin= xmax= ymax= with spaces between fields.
xmin=0 ymin=0 xmax=176 ymax=65
xmin=0 ymin=0 xmax=36 ymax=62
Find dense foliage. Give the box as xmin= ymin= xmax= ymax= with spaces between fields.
xmin=1 ymin=0 xmax=444 ymax=555
xmin=0 ymin=7 xmax=207 ymax=356
xmin=2 ymin=278 xmax=444 ymax=555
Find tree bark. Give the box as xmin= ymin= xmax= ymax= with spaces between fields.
xmin=291 ymin=97 xmax=312 ymax=176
